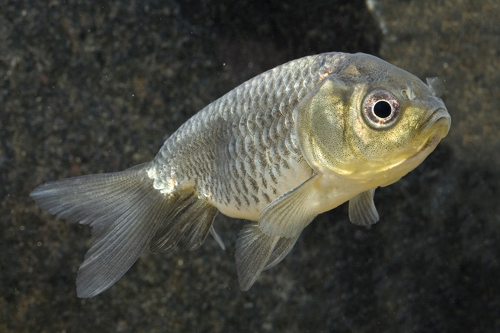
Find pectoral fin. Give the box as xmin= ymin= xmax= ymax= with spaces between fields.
xmin=258 ymin=175 xmax=318 ymax=238
xmin=348 ymin=189 xmax=379 ymax=226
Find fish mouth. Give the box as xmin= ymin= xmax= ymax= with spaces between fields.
xmin=409 ymin=107 xmax=451 ymax=160
xmin=375 ymin=107 xmax=450 ymax=187
xmin=412 ymin=132 xmax=442 ymax=160
xmin=387 ymin=107 xmax=449 ymax=170
xmin=422 ymin=107 xmax=451 ymax=137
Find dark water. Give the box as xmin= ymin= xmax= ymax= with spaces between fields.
xmin=1 ymin=0 xmax=499 ymax=331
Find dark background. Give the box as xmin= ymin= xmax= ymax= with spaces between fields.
xmin=1 ymin=0 xmax=499 ymax=332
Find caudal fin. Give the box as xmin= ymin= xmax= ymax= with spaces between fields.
xmin=30 ymin=163 xmax=176 ymax=298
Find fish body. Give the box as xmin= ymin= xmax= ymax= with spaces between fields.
xmin=31 ymin=52 xmax=451 ymax=297
xmin=149 ymin=54 xmax=338 ymax=219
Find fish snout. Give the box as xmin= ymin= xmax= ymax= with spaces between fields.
xmin=423 ymin=106 xmax=451 ymax=139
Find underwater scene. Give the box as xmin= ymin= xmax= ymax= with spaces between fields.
xmin=1 ymin=0 xmax=498 ymax=331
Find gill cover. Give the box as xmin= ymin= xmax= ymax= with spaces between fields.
xmin=294 ymin=76 xmax=354 ymax=175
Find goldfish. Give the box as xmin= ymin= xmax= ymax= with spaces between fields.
xmin=31 ymin=52 xmax=451 ymax=297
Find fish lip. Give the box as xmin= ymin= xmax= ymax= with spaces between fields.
xmin=422 ymin=107 xmax=451 ymax=136
xmin=415 ymin=132 xmax=441 ymax=157
xmin=405 ymin=107 xmax=450 ymax=162
xmin=377 ymin=107 xmax=450 ymax=186
xmin=410 ymin=107 xmax=450 ymax=159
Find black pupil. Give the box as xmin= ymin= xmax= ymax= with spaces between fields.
xmin=373 ymin=100 xmax=392 ymax=118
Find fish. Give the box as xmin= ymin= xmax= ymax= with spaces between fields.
xmin=30 ymin=52 xmax=451 ymax=298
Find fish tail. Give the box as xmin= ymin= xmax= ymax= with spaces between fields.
xmin=30 ymin=163 xmax=218 ymax=298
xmin=235 ymin=223 xmax=299 ymax=290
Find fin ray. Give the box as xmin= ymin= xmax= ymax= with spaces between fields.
xmin=235 ymin=223 xmax=280 ymax=291
xmin=348 ymin=189 xmax=379 ymax=226
xmin=210 ymin=225 xmax=226 ymax=250
xmin=178 ymin=205 xmax=218 ymax=251
xmin=259 ymin=176 xmax=318 ymax=238
xmin=263 ymin=235 xmax=300 ymax=271
xmin=149 ymin=195 xmax=218 ymax=252
xmin=30 ymin=163 xmax=173 ymax=298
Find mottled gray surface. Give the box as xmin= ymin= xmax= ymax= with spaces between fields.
xmin=1 ymin=0 xmax=498 ymax=332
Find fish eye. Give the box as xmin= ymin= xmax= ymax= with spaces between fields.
xmin=362 ymin=90 xmax=400 ymax=129
xmin=373 ymin=100 xmax=392 ymax=118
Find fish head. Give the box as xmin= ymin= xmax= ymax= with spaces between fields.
xmin=295 ymin=53 xmax=451 ymax=188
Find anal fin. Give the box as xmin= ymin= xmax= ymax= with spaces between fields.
xmin=178 ymin=204 xmax=218 ymax=251
xmin=149 ymin=193 xmax=219 ymax=252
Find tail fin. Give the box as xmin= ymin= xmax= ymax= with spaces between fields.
xmin=31 ymin=163 xmax=176 ymax=298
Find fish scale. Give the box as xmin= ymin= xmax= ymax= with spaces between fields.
xmin=148 ymin=54 xmax=338 ymax=218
